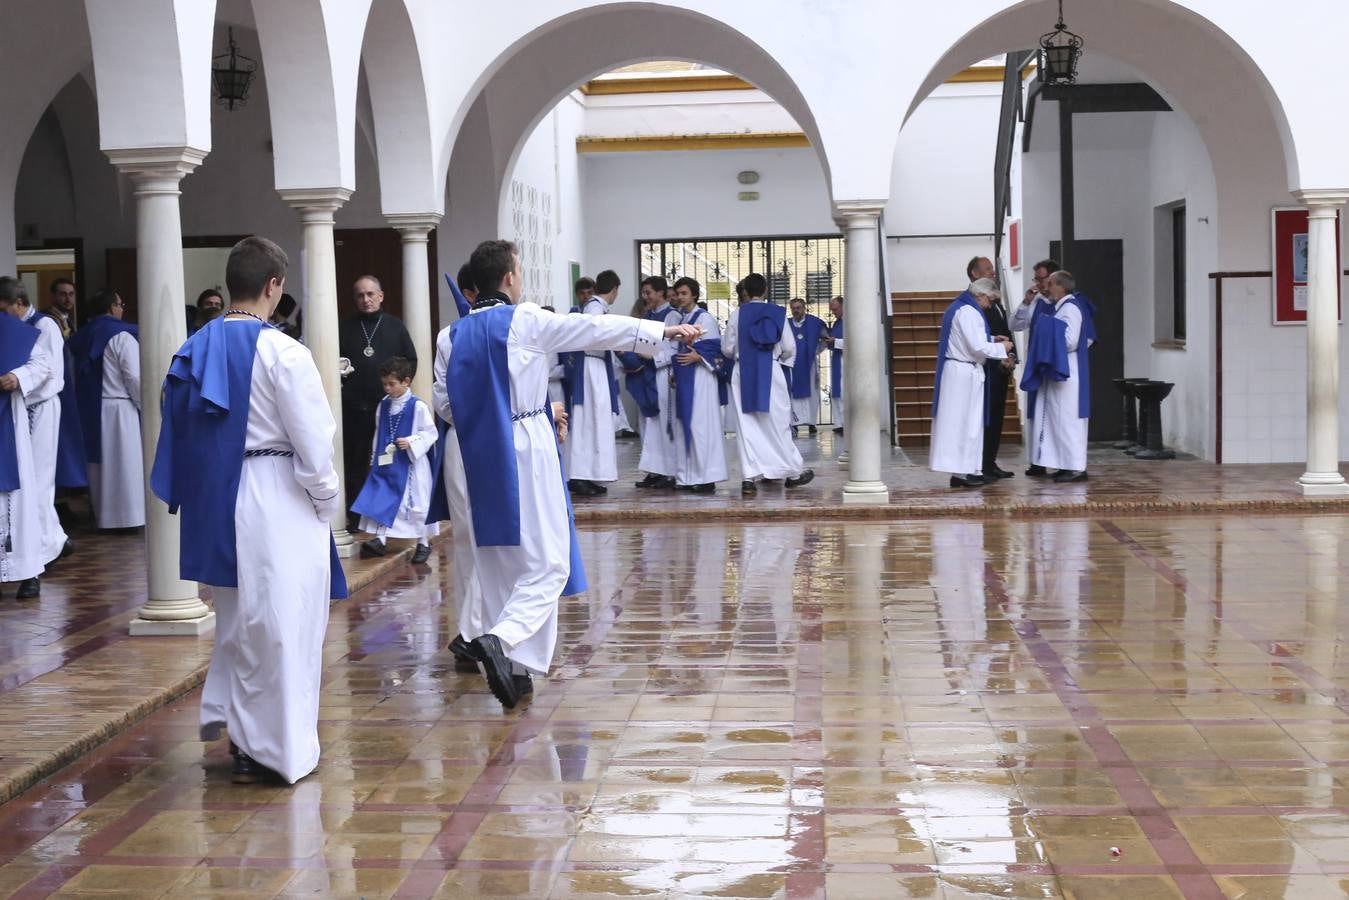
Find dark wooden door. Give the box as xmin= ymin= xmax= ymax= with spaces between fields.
xmin=1050 ymin=239 xmax=1123 ymax=441
xmin=333 ymin=227 xmax=440 ymax=337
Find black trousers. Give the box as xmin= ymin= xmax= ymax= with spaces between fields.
xmin=983 ymin=368 xmax=1009 ymax=470
xmin=343 ymin=404 xmax=377 ymax=512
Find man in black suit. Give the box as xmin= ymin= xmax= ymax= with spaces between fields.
xmin=967 ymin=256 xmax=1016 ymax=478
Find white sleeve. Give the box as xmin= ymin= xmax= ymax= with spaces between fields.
xmin=526 ymin=306 xmax=666 ymax=358
xmin=431 ymin=327 xmax=453 ymax=425
xmin=112 ymin=332 xmax=141 ymax=412
xmin=405 ymin=399 xmax=438 ymax=460
xmin=721 ymin=311 xmax=739 ymax=359
xmin=775 ymin=317 xmax=796 ymax=368
xmin=953 ymin=307 xmax=1008 ymax=363
xmin=271 ymin=342 xmax=341 ymax=520
xmin=1009 ymin=302 xmax=1033 ymax=332
xmin=1060 ymin=304 xmax=1084 ymax=352
xmin=11 ymin=330 xmax=54 ymax=401
xmin=698 ymin=314 xmax=722 ymax=371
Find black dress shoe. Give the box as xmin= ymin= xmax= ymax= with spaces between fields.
xmin=741 ymin=480 xmax=757 ymax=496
xmin=808 ymin=425 xmax=818 ymax=435
xmin=359 ymin=538 xmax=386 ymax=559
xmin=231 ymin=752 xmax=275 ymax=784
xmin=635 ymin=473 xmax=663 ymax=489
xmin=832 ymin=426 xmax=844 ymax=435
xmin=1052 ymin=469 xmax=1088 ymax=483
xmin=472 ymin=634 xmax=522 ymax=709
xmin=1025 ymin=465 xmax=1049 ymax=478
xmin=569 ymin=479 xmax=599 ymax=497
xmin=673 ymin=483 xmax=693 ymax=492
xmin=986 ymin=465 xmax=1015 ymax=479
xmin=949 ymin=474 xmax=985 ymax=488
xmin=449 ymin=634 xmax=481 ymax=674
xmin=590 ymin=481 xmax=608 ymax=495
xmin=15 ymin=578 xmax=39 ymax=600
xmin=784 ymin=469 xmax=815 ymax=488
xmin=60 ymin=539 xmax=74 ymax=559
xmin=411 ymin=543 xmax=431 ymax=564
xmin=514 ymin=674 xmax=534 ymax=698
xmin=692 ymin=483 xmax=715 ymax=494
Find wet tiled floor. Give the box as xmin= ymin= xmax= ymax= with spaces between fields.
xmin=6 ymin=515 xmax=1349 ymax=897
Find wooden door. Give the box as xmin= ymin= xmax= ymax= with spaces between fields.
xmin=1050 ymin=239 xmax=1124 ymax=441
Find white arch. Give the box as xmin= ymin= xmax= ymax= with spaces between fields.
xmin=361 ymin=0 xmax=438 ymax=214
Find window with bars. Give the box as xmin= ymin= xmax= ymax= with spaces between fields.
xmin=636 ymin=234 xmax=846 ymax=423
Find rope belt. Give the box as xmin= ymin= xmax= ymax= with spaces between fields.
xmin=103 ymin=395 xmax=131 ymax=400
xmin=943 ymin=357 xmax=978 ymax=366
xmin=583 ymin=351 xmax=608 ymax=359
xmin=511 ymin=406 xmax=549 ymax=422
xmin=244 ymin=448 xmax=294 ymax=458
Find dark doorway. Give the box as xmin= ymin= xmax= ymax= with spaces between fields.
xmin=333 ymin=228 xmax=440 ymax=337
xmin=1051 ymin=239 xmax=1124 ymax=441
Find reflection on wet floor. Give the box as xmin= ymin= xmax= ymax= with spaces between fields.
xmin=5 ymin=515 xmax=1349 ymax=897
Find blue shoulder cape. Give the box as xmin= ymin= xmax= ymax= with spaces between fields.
xmin=0 ymin=314 xmax=40 ymax=491
xmin=789 ymin=314 xmax=825 ymax=399
xmin=150 ymin=319 xmax=348 ymax=599
xmin=1020 ymin=295 xmax=1094 ymax=420
xmin=350 ymin=394 xmax=422 ymax=528
xmin=737 ymin=303 xmax=787 ymax=414
xmin=68 ymin=316 xmax=138 ymax=465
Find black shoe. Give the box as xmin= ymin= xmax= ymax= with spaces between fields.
xmin=616 ymin=428 xmax=638 ymax=439
xmin=832 ymin=426 xmax=843 ymax=434
xmin=60 ymin=539 xmax=74 ymax=559
xmin=1025 ymin=465 xmax=1048 ymax=478
xmin=635 ymin=473 xmax=663 ymax=489
xmin=673 ymin=483 xmax=693 ymax=492
xmin=808 ymin=425 xmax=818 ymax=435
xmin=450 ymin=634 xmax=481 ymax=674
xmin=692 ymin=483 xmax=716 ymax=494
xmin=949 ymin=474 xmax=985 ymax=488
xmin=359 ymin=538 xmax=386 ymax=559
xmin=514 ymin=674 xmax=534 ymax=698
xmin=791 ymin=426 xmax=800 ymax=437
xmin=472 ymin=634 xmax=522 ymax=709
xmin=231 ymin=752 xmax=273 ymax=784
xmin=569 ymin=479 xmax=599 ymax=497
xmin=986 ymin=465 xmax=1015 ymax=479
xmin=15 ymin=578 xmax=39 ymax=600
xmin=590 ymin=481 xmax=608 ymax=495
xmin=785 ymin=469 xmax=815 ymax=488
xmin=741 ymin=480 xmax=757 ymax=496
xmin=411 ymin=544 xmax=431 ymax=564
xmin=1052 ymin=469 xmax=1088 ymax=483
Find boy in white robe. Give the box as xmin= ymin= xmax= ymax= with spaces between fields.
xmin=722 ymin=273 xmax=813 ymax=496
xmin=14 ymin=286 xmax=69 ymax=570
xmin=0 ymin=281 xmax=50 ymax=600
xmin=441 ymin=240 xmax=699 ymax=709
xmin=626 ymin=276 xmax=683 ymax=490
xmin=929 ymin=280 xmax=1011 ymax=487
xmin=1025 ymin=271 xmax=1096 ymax=482
xmin=71 ymin=289 xmax=144 ymax=529
xmin=564 ymin=270 xmax=625 ymax=496
xmin=670 ymin=277 xmax=728 ymax=491
xmin=152 ymin=236 xmax=345 ymax=785
xmin=353 ymin=355 xmax=440 ymax=563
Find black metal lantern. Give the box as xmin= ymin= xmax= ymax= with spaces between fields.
xmin=212 ymin=28 xmax=257 ymax=112
xmin=1038 ymin=0 xmax=1083 ymax=86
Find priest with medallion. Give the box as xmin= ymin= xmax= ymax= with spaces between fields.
xmin=786 ymin=297 xmax=827 ymax=434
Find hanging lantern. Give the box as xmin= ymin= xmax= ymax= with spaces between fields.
xmin=212 ymin=28 xmax=257 ymax=112
xmin=1038 ymin=0 xmax=1084 ymax=86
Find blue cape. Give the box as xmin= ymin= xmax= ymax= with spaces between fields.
xmin=829 ymin=318 xmax=844 ymax=398
xmin=616 ymin=308 xmax=673 ymax=419
xmin=1019 ymin=295 xmax=1095 ymax=419
xmin=445 ymin=304 xmax=586 ymax=596
xmin=789 ymin=314 xmax=826 ymax=399
xmin=444 ymin=273 xmax=472 ymax=319
xmin=737 ymin=302 xmax=787 ymax=414
xmin=567 ymin=351 xmax=619 ymax=415
xmin=42 ymin=313 xmax=88 ymax=488
xmin=68 ymin=315 xmax=138 ymax=464
xmin=931 ymin=292 xmax=991 ymax=419
xmin=350 ymin=394 xmax=422 ymax=528
xmin=0 ymin=314 xmax=40 ymax=491
xmin=150 ymin=319 xmax=348 ymax=598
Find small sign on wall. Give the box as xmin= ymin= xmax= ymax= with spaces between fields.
xmin=1272 ymin=206 xmax=1340 ymax=325
xmin=1006 ymin=219 xmax=1021 ymax=270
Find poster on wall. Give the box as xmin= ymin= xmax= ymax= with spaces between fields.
xmin=1272 ymin=206 xmax=1340 ymax=325
xmin=1006 ymin=219 xmax=1021 ymax=270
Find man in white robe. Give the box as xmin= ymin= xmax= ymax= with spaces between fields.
xmin=564 ymin=269 xmax=624 ymax=496
xmin=152 ymin=236 xmax=344 ymax=785
xmin=630 ymin=276 xmax=682 ymax=489
xmin=1026 ymin=270 xmax=1095 ymax=482
xmin=929 ymin=279 xmax=1011 ymax=487
xmin=441 ymin=240 xmax=699 ymax=708
xmin=722 ymin=273 xmax=813 ymax=495
xmin=0 ymin=280 xmax=51 ymax=600
xmin=670 ymin=277 xmax=727 ymax=491
xmin=71 ymin=289 xmax=144 ymax=529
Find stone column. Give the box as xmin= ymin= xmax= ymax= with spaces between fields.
xmin=388 ymin=213 xmax=441 ymax=401
xmin=838 ymin=201 xmax=889 ymax=501
xmin=107 ymin=148 xmax=215 ymax=636
xmin=1294 ymin=190 xmax=1349 ymax=496
xmin=279 ymin=188 xmax=357 ymax=555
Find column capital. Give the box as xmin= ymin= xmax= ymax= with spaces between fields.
xmin=1293 ymin=189 xmax=1349 ymax=210
xmin=106 ymin=146 xmax=207 ymax=191
xmin=387 ymin=212 xmax=442 ymax=238
xmin=279 ymin=187 xmax=352 ymax=223
xmin=835 ymin=199 xmax=887 ymax=222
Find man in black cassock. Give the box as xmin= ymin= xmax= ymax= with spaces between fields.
xmin=339 ymin=275 xmax=417 ymax=519
xmin=967 ymin=256 xmax=1016 ymax=479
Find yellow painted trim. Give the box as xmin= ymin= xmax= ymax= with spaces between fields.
xmin=580 ymin=74 xmax=754 ymax=95
xmin=576 ymin=132 xmax=811 ymax=153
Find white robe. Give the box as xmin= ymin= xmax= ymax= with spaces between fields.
xmin=357 ymin=393 xmax=440 ymax=542
xmin=430 ymin=340 xmax=482 ymax=637
xmin=88 ymin=330 xmax=144 ymax=528
xmin=1029 ymin=296 xmax=1091 ymax=472
xmin=564 ymin=297 xmax=619 ymax=483
xmin=788 ymin=317 xmax=822 ymax=427
xmin=439 ymin=302 xmax=664 ymax=675
xmin=199 ymin=325 xmax=340 ymax=785
xmin=929 ymin=304 xmax=1007 ymax=475
xmin=16 ymin=310 xmax=67 ymax=563
xmin=1 ymin=338 xmax=52 ymax=584
xmin=674 ymin=308 xmax=728 ymax=486
xmin=722 ymin=301 xmax=805 ymax=481
xmin=636 ymin=305 xmax=683 ymax=478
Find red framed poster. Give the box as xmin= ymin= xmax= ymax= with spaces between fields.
xmin=1272 ymin=206 xmax=1340 ymax=325
xmin=1007 ymin=218 xmax=1021 ymax=270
